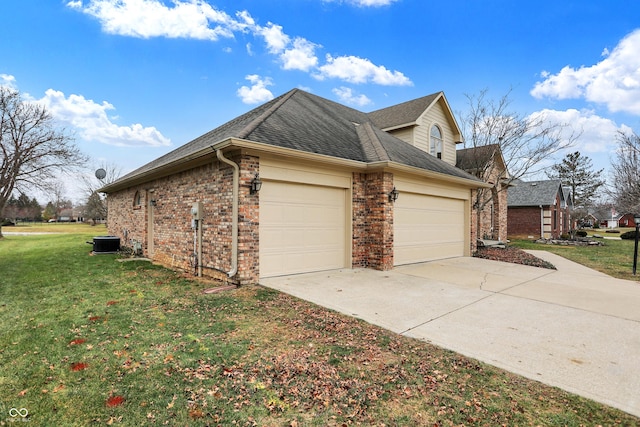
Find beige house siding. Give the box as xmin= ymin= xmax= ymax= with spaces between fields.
xmin=386 ymin=127 xmax=414 ymax=146
xmin=416 ymin=103 xmax=458 ymax=166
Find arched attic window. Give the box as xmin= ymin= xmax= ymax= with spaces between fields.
xmin=430 ymin=125 xmax=443 ymax=159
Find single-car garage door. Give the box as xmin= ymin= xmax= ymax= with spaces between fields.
xmin=260 ymin=181 xmax=348 ymax=277
xmin=394 ymin=192 xmax=465 ymax=265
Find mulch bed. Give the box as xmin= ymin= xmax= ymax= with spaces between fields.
xmin=474 ymin=246 xmax=556 ymax=270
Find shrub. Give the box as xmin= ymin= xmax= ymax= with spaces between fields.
xmin=620 ymin=230 xmax=638 ymax=240
xmin=576 ymin=230 xmax=588 ymax=237
xmin=560 ymin=233 xmax=570 ymax=240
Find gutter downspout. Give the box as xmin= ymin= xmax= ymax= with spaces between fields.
xmin=539 ymin=205 xmax=544 ymax=239
xmin=215 ymin=148 xmax=239 ymax=278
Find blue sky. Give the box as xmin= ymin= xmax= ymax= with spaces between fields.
xmin=2 ymin=0 xmax=639 ymax=201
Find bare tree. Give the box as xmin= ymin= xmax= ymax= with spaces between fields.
xmin=458 ymin=88 xmax=579 ymax=240
xmin=609 ymin=130 xmax=640 ymax=213
xmin=0 ymin=87 xmax=87 ymax=237
xmin=80 ymin=162 xmax=122 ymax=224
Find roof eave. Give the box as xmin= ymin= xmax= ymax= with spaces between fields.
xmin=367 ymin=161 xmax=490 ymax=188
xmin=99 ymin=138 xmax=369 ymax=193
xmin=100 ymin=138 xmax=487 ymax=194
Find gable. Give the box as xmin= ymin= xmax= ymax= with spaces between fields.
xmin=368 ymin=93 xmax=463 ymax=167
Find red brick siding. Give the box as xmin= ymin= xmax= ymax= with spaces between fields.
xmin=508 ymin=202 xmax=571 ymax=239
xmin=106 ymin=153 xmax=259 ymax=285
xmin=508 ymin=206 xmax=543 ymax=237
xmin=352 ymin=171 xmax=394 ymax=270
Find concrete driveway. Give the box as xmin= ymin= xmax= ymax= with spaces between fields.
xmin=260 ymin=250 xmax=640 ymax=418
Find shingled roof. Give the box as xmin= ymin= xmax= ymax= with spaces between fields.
xmin=367 ymin=93 xmax=441 ymax=130
xmin=507 ymin=180 xmax=564 ymax=207
xmin=108 ymin=89 xmax=480 ymax=189
xmin=455 ymin=144 xmax=500 ymax=172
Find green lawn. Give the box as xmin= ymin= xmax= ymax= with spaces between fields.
xmin=1 ymin=232 xmax=639 ymax=425
xmin=1 ymin=222 xmax=107 ymax=234
xmin=511 ymin=236 xmax=640 ymax=281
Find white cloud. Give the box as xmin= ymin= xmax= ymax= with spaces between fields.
xmin=256 ymin=22 xmax=290 ymax=54
xmin=332 ymin=86 xmax=372 ymax=107
xmin=69 ymin=1 xmax=411 ymax=88
xmin=529 ymin=108 xmax=633 ymax=154
xmin=71 ymin=0 xmax=246 ymax=40
xmin=0 ymin=74 xmax=17 ymax=89
xmin=531 ymin=29 xmax=640 ymax=116
xmin=315 ymin=54 xmax=412 ymax=86
xmin=38 ymin=89 xmax=171 ymax=147
xmin=237 ymin=75 xmax=274 ymax=104
xmin=280 ymin=37 xmax=319 ymax=71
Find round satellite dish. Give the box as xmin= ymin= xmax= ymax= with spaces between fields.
xmin=95 ymin=168 xmax=107 ymax=180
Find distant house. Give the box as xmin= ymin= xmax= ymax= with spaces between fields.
xmin=619 ymin=213 xmax=637 ymax=228
xmin=590 ymin=207 xmax=624 ymax=228
xmin=456 ymin=144 xmax=509 ymax=242
xmin=100 ymin=89 xmax=487 ymax=284
xmin=507 ymin=180 xmax=571 ymax=239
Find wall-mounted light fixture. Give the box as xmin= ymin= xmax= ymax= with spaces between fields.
xmin=250 ymin=173 xmax=262 ymax=195
xmin=388 ymin=187 xmax=399 ymax=203
xmin=150 ymin=199 xmax=157 ymax=207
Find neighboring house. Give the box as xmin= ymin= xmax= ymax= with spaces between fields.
xmin=507 ymin=180 xmax=571 ymax=239
xmin=590 ymin=207 xmax=623 ymax=228
xmin=456 ymin=144 xmax=509 ymax=242
xmin=619 ymin=213 xmax=637 ymax=228
xmin=101 ymin=89 xmax=487 ymax=284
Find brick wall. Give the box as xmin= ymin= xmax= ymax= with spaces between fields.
xmin=352 ymin=171 xmax=394 ymax=270
xmin=508 ymin=206 xmax=542 ymax=238
xmin=106 ymin=153 xmax=259 ymax=285
xmin=508 ymin=198 xmax=570 ymax=239
xmin=475 ymin=171 xmax=508 ymax=242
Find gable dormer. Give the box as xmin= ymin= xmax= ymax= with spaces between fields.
xmin=367 ymin=92 xmax=464 ymax=166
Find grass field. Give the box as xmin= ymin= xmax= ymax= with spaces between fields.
xmin=1 ymin=222 xmax=107 ymax=234
xmin=511 ymin=236 xmax=640 ymax=281
xmin=1 ymin=231 xmax=639 ymax=425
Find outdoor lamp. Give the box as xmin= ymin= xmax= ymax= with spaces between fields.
xmin=250 ymin=173 xmax=262 ymax=195
xmin=388 ymin=187 xmax=399 ymax=203
xmin=633 ymin=213 xmax=640 ymax=275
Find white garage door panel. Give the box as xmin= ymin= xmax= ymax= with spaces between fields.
xmin=394 ymin=192 xmax=465 ymax=265
xmin=260 ymin=182 xmax=347 ymax=277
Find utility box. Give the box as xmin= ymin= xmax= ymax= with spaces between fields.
xmin=191 ymin=202 xmax=203 ymax=220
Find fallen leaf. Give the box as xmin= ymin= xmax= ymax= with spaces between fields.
xmin=106 ymin=395 xmax=125 ymax=407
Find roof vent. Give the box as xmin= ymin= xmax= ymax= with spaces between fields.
xmin=531 ymin=183 xmax=537 ymax=186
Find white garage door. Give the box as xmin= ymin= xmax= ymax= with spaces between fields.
xmin=260 ymin=181 xmax=347 ymax=277
xmin=394 ymin=192 xmax=465 ymax=265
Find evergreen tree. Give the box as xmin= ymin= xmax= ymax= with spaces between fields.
xmin=43 ymin=202 xmax=56 ymax=222
xmin=546 ymin=151 xmax=604 ymax=209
